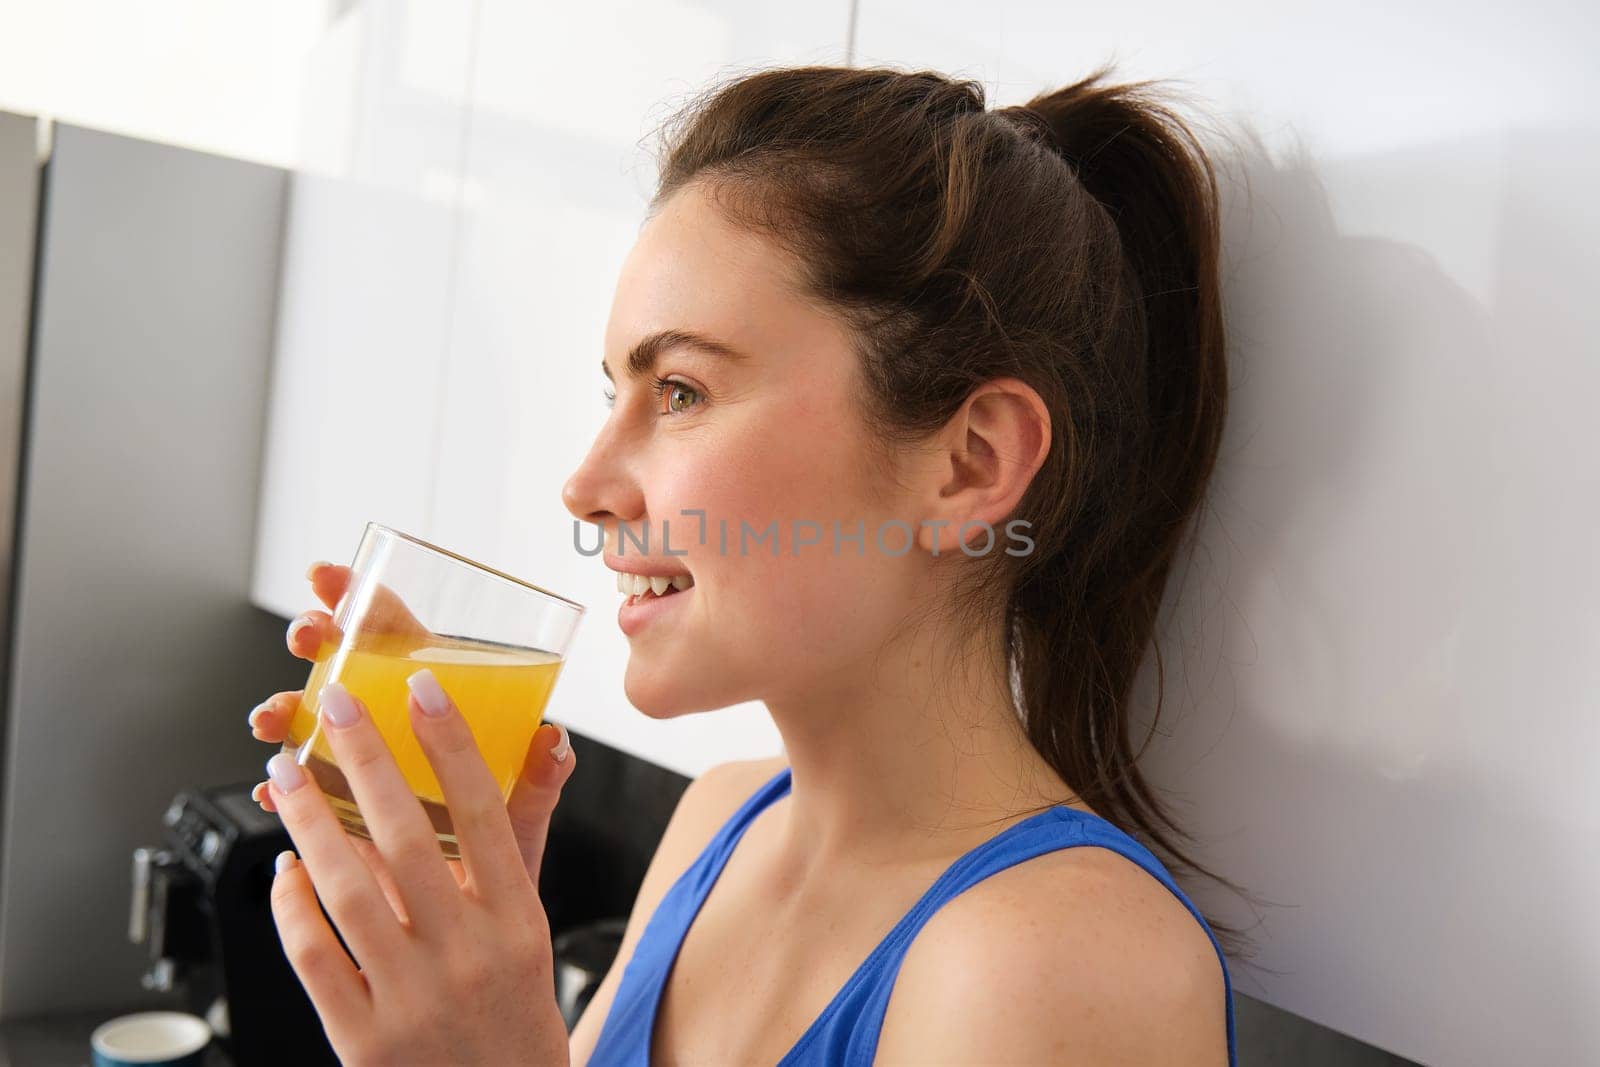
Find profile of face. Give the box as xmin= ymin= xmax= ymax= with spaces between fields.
xmin=560 ymin=182 xmax=966 ymax=720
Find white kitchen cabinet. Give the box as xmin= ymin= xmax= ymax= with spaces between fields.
xmin=251 ymin=1 xmax=480 ymax=618
xmin=252 ymin=2 xmax=851 ymax=781
xmin=426 ymin=0 xmax=853 ymax=777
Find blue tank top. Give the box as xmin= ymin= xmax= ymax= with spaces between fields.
xmin=586 ymin=766 xmax=1238 ymax=1066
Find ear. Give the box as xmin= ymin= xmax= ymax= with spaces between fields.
xmin=915 ymin=378 xmax=1051 ymax=555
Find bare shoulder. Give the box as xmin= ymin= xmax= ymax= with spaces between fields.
xmin=874 ymin=844 xmax=1229 ymax=1066
xmin=568 ymin=754 xmax=788 ymax=1066
xmin=698 ymin=753 xmax=790 ymax=805
xmin=621 ymin=753 xmax=789 ymax=893
xmin=641 ymin=754 xmax=788 ymax=862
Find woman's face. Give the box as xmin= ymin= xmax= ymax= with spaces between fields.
xmin=561 ymin=183 xmax=927 ymax=717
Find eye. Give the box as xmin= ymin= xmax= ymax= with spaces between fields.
xmin=651 ymin=375 xmax=702 ymax=415
xmin=602 ymin=386 xmax=616 ymax=408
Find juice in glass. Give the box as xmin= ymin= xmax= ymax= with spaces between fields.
xmin=285 ymin=630 xmax=565 ymax=856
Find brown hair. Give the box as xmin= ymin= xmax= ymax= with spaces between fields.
xmin=646 ymin=61 xmax=1256 ymax=961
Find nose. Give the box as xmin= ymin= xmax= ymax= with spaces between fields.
xmin=562 ymin=422 xmax=644 ymax=531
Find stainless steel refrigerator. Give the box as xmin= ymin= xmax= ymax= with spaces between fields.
xmin=0 ymin=113 xmax=310 ymax=1023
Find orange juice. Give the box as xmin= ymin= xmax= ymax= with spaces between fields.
xmin=285 ymin=629 xmax=564 ymax=857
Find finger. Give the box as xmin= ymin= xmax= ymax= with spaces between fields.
xmin=249 ymin=690 xmax=303 ymax=743
xmin=345 ymin=836 xmax=468 ymax=915
xmin=286 ymin=610 xmax=341 ymax=661
xmin=266 ymin=751 xmax=410 ymax=973
xmin=505 ymin=721 xmax=576 ymax=888
xmin=313 ymin=683 xmax=461 ymax=933
xmin=346 ymin=834 xmax=412 ymax=927
xmin=305 ymin=560 xmax=350 ymax=613
xmin=252 ymin=780 xmax=277 ymax=813
xmin=305 ymin=560 xmax=433 ymax=643
xmin=268 ymin=850 xmax=372 ymax=1035
xmin=403 ymin=668 xmax=534 ymax=904
xmin=361 ymin=578 xmax=432 ymax=637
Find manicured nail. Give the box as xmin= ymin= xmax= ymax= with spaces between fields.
xmin=406 ymin=668 xmax=451 ymax=717
xmin=305 ymin=560 xmax=332 ymax=581
xmin=550 ymin=723 xmax=571 ymax=763
xmin=266 ymin=752 xmax=306 ymax=793
xmin=247 ymin=701 xmax=272 ymax=730
xmin=287 ymin=616 xmax=313 ymax=644
xmin=319 ymin=682 xmax=360 ymax=727
xmin=275 ymin=849 xmax=297 ymax=874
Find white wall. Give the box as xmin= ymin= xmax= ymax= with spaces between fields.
xmin=252 ymin=3 xmax=1600 ymax=1064
xmin=845 ymin=4 xmax=1597 ymax=1065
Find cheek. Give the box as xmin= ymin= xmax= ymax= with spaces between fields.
xmin=672 ymin=453 xmax=894 ymax=640
xmin=647 ymin=401 xmax=905 ymax=651
xmin=657 ymin=405 xmax=880 ymax=550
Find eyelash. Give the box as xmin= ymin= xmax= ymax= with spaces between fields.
xmin=602 ymin=376 xmax=703 ymax=414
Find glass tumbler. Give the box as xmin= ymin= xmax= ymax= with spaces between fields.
xmin=280 ymin=522 xmax=585 ymax=858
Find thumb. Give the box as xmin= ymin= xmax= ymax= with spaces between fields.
xmin=505 ymin=721 xmax=574 ymax=885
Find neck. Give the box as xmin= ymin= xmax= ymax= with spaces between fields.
xmin=760 ymin=612 xmax=1080 ymax=888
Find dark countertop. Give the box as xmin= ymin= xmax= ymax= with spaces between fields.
xmin=0 ymin=1008 xmax=231 ymax=1067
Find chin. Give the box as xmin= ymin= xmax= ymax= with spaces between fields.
xmin=622 ymin=667 xmax=718 ymax=720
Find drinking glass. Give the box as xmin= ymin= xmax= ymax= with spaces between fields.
xmin=279 ymin=522 xmax=585 ymax=858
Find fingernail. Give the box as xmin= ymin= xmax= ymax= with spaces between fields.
xmin=550 ymin=723 xmax=571 ymax=763
xmin=305 ymin=560 xmax=332 ymax=581
xmin=275 ymin=849 xmax=297 ymax=874
xmin=287 ymin=616 xmax=313 ymax=644
xmin=267 ymin=752 xmax=306 ymax=793
xmin=248 ymin=701 xmax=271 ymax=730
xmin=406 ymin=668 xmax=451 ymax=717
xmin=319 ymin=682 xmax=360 ymax=727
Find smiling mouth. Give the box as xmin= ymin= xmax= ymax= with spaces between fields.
xmin=615 ymin=572 xmax=695 ymax=603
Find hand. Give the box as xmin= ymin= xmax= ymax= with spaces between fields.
xmin=251 ymin=562 xmax=574 ymax=899
xmin=253 ymin=562 xmax=577 ymax=1065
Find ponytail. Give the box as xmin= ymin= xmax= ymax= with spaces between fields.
xmin=1000 ymin=66 xmax=1255 ymax=960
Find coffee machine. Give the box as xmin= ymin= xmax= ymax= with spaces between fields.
xmin=129 ymin=781 xmax=340 ymax=1066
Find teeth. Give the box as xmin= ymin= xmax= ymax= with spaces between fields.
xmin=614 ymin=571 xmax=695 ymax=598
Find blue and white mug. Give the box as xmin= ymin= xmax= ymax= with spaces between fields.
xmin=89 ymin=1011 xmax=212 ymax=1067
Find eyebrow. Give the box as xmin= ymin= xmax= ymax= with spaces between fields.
xmin=601 ymin=328 xmax=750 ymax=382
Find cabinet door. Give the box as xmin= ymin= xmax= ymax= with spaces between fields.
xmin=429 ymin=0 xmax=852 ymax=776
xmin=251 ymin=2 xmax=479 ymax=618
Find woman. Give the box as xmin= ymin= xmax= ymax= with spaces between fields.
xmin=250 ymin=62 xmax=1245 ymax=1065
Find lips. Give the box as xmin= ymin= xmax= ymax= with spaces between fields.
xmin=603 ymin=552 xmax=690 ymax=577
xmin=616 ymin=575 xmax=693 ymax=637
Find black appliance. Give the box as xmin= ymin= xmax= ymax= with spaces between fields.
xmin=552 ymin=917 xmax=627 ymax=1030
xmin=129 ymin=781 xmax=339 ymax=1066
